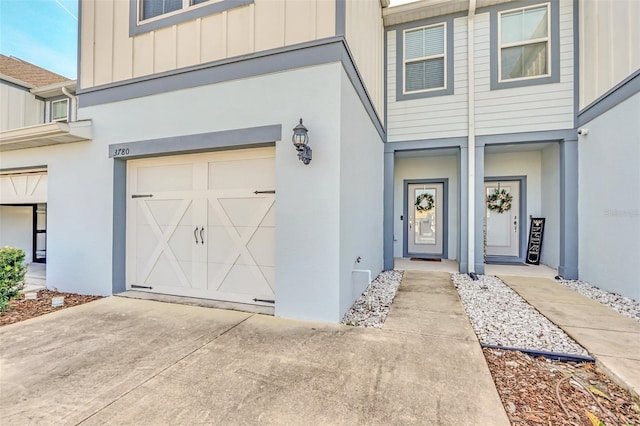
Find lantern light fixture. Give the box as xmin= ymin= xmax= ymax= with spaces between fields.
xmin=292 ymin=118 xmax=312 ymax=165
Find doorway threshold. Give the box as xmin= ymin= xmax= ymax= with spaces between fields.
xmin=394 ymin=257 xmax=459 ymax=273
xmin=484 ymin=263 xmax=557 ymax=279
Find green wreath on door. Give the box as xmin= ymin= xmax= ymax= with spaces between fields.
xmin=486 ymin=188 xmax=513 ymax=213
xmin=415 ymin=193 xmax=435 ymax=212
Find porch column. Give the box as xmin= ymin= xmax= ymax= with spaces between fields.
xmin=383 ymin=150 xmax=395 ymax=270
xmin=112 ymin=158 xmax=127 ymax=294
xmin=458 ymin=147 xmax=469 ymax=272
xmin=559 ymin=138 xmax=579 ymax=279
xmin=473 ymin=144 xmax=486 ymax=274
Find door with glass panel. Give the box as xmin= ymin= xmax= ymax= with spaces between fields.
xmin=407 ymin=182 xmax=444 ymax=257
xmin=485 ymin=180 xmax=520 ymax=257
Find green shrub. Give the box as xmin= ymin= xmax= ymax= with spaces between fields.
xmin=0 ymin=247 xmax=27 ymax=313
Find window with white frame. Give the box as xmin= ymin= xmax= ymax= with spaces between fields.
xmin=499 ymin=4 xmax=550 ymax=81
xmin=140 ymin=0 xmax=213 ymax=21
xmin=403 ymin=23 xmax=446 ymax=93
xmin=51 ymin=99 xmax=68 ymax=121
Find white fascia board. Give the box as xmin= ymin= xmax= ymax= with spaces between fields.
xmin=383 ymin=0 xmax=467 ymax=26
xmin=31 ymin=80 xmax=77 ymax=98
xmin=0 ymin=120 xmax=92 ymax=151
xmin=383 ymin=0 xmax=512 ymax=26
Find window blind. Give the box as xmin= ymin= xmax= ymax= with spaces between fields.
xmin=405 ymin=26 xmax=444 ymax=60
xmin=142 ymin=0 xmax=182 ymax=20
xmin=406 ymin=58 xmax=445 ymax=92
xmin=404 ymin=25 xmax=445 ymax=92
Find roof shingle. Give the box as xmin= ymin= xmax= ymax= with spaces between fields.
xmin=0 ymin=54 xmax=70 ymax=88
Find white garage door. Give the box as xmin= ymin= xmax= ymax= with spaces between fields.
xmin=0 ymin=169 xmax=47 ymax=203
xmin=126 ymin=147 xmax=276 ymax=306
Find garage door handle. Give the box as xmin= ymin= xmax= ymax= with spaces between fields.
xmin=194 ymin=227 xmax=199 ymax=244
xmin=199 ymin=227 xmax=205 ymax=245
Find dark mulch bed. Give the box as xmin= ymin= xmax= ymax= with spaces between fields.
xmin=484 ymin=348 xmax=640 ymax=425
xmin=0 ymin=290 xmax=102 ymax=327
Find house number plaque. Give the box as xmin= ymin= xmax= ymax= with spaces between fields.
xmin=113 ymin=148 xmax=130 ymax=157
xmin=525 ymin=218 xmax=545 ymax=265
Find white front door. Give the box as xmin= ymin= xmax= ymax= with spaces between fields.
xmin=485 ymin=180 xmax=520 ymax=257
xmin=127 ymin=147 xmax=276 ymax=306
xmin=407 ymin=182 xmax=444 ymax=257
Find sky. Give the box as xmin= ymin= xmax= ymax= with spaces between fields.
xmin=0 ymin=0 xmax=78 ymax=79
xmin=0 ymin=0 xmax=416 ymax=82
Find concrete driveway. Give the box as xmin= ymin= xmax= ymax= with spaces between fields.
xmin=1 ymin=279 xmax=508 ymax=425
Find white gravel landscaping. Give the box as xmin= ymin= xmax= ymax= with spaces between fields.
xmin=342 ymin=268 xmax=637 ymax=358
xmin=556 ymin=278 xmax=640 ymax=322
xmin=452 ymin=273 xmax=588 ymax=356
xmin=341 ymin=270 xmax=403 ymax=328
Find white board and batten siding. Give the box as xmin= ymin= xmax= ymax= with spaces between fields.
xmin=579 ymin=0 xmax=640 ymax=109
xmin=386 ymin=17 xmax=469 ymax=142
xmin=0 ymin=84 xmax=44 ymax=132
xmin=345 ymin=0 xmax=385 ymax=118
xmin=386 ymin=0 xmax=575 ymax=142
xmin=80 ymin=0 xmax=336 ymax=89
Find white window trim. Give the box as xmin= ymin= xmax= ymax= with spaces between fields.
xmin=138 ymin=0 xmax=219 ymax=25
xmin=402 ymin=22 xmax=447 ymax=95
xmin=51 ymin=99 xmax=69 ymax=122
xmin=497 ymin=2 xmax=551 ymax=83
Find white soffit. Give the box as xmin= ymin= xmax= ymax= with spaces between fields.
xmin=0 ymin=120 xmax=92 ymax=152
xmin=383 ymin=0 xmax=512 ymax=26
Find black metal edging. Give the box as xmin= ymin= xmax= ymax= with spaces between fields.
xmin=481 ymin=344 xmax=595 ymax=363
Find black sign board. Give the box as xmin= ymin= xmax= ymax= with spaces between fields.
xmin=526 ymin=218 xmax=545 ymax=265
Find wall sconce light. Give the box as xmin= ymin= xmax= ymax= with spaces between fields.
xmin=292 ymin=118 xmax=312 ymax=165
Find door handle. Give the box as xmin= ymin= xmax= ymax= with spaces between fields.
xmin=194 ymin=227 xmax=199 ymax=244
xmin=199 ymin=227 xmax=204 ymax=244
xmin=514 ymin=215 xmax=518 ymax=232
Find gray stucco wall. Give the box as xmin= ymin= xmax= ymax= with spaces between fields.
xmin=578 ymin=93 xmax=640 ymax=300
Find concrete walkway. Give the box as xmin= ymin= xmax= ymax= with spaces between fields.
xmin=24 ymin=262 xmax=47 ymax=292
xmin=384 ymin=271 xmax=510 ymax=424
xmin=0 ymin=274 xmax=509 ymax=426
xmin=500 ymin=275 xmax=640 ymax=399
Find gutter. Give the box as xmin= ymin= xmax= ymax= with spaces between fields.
xmin=467 ymin=0 xmax=476 ymax=272
xmin=61 ymin=86 xmax=78 ymax=122
xmin=0 ymin=120 xmax=92 ymax=152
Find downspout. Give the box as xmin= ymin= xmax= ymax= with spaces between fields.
xmin=61 ymin=86 xmax=77 ymax=122
xmin=467 ymin=0 xmax=477 ymax=272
